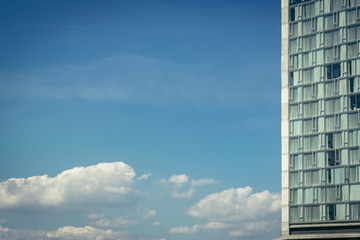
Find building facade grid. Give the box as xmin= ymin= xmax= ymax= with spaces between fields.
xmin=282 ymin=0 xmax=360 ymax=238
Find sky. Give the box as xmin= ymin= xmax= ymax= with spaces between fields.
xmin=0 ymin=1 xmax=281 ymax=240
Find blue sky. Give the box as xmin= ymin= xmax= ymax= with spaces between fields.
xmin=0 ymin=1 xmax=281 ymax=239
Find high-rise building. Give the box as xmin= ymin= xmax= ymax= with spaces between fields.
xmin=282 ymin=0 xmax=360 ymax=238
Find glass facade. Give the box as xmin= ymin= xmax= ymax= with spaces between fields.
xmin=288 ymin=0 xmax=360 ymax=223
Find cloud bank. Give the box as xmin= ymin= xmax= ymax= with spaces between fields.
xmin=170 ymin=187 xmax=281 ymax=238
xmin=0 ymin=224 xmax=129 ymax=240
xmin=0 ymin=162 xmax=137 ymax=211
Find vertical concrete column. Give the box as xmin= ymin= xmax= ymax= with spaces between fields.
xmin=281 ymin=0 xmax=290 ymax=238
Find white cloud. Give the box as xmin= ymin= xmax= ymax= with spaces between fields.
xmin=190 ymin=178 xmax=219 ymax=186
xmin=171 ymin=188 xmax=196 ymax=199
xmin=187 ymin=187 xmax=280 ymax=221
xmin=0 ymin=224 xmax=129 ymax=240
xmin=169 ymin=224 xmax=199 ymax=234
xmin=142 ymin=209 xmax=156 ymax=219
xmin=138 ymin=173 xmax=152 ymax=181
xmin=202 ymin=221 xmax=232 ymax=230
xmin=46 ymin=225 xmax=127 ymax=240
xmin=0 ymin=219 xmax=7 ymax=224
xmin=157 ymin=174 xmax=218 ymax=199
xmin=168 ymin=174 xmax=189 ymax=186
xmin=152 ymin=221 xmax=161 ymax=227
xmin=90 ymin=216 xmax=138 ymax=228
xmin=170 ymin=187 xmax=281 ymax=238
xmin=0 ymin=162 xmax=137 ymax=211
xmin=159 ymin=174 xmax=218 ymax=188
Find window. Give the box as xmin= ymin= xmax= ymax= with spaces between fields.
xmin=349 ymin=78 xmax=355 ymax=93
xmin=327 ymin=133 xmax=334 ymax=148
xmin=333 ymin=12 xmax=339 ymax=26
xmin=348 ymin=9 xmax=357 ymax=24
xmin=334 ymin=79 xmax=339 ymax=93
xmin=347 ymin=0 xmax=355 ymax=8
xmin=290 ymin=7 xmax=296 ymax=22
xmin=303 ymin=20 xmax=312 ymax=35
xmin=348 ymin=60 xmax=356 ymax=76
xmin=335 ymin=113 xmax=340 ymax=128
xmin=312 ymin=151 xmax=317 ymax=165
xmin=348 ymin=27 xmax=357 ymax=42
xmin=336 ymin=184 xmax=342 ymax=200
xmin=328 ymin=150 xmax=340 ymax=166
xmin=348 ymin=43 xmax=358 ymax=59
xmin=326 ymin=63 xmax=341 ymax=79
xmin=334 ymin=45 xmax=339 ymax=60
xmin=351 ymin=203 xmax=360 ymax=220
xmin=312 ymin=117 xmax=318 ymax=131
xmin=328 ymin=204 xmax=336 ymax=220
xmin=303 ymin=4 xmax=310 ymax=18
xmin=341 ymin=0 xmax=346 ymax=8
xmin=350 ymin=166 xmax=357 ymax=182
xmin=335 ymin=148 xmax=341 ymax=164
xmin=311 ymin=17 xmax=316 ymax=30
xmin=350 ymin=93 xmax=360 ymax=110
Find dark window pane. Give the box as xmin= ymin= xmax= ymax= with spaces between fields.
xmin=333 ymin=63 xmax=341 ymax=78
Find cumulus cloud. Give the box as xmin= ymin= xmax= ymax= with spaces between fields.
xmin=171 ymin=187 xmax=281 ymax=238
xmin=138 ymin=173 xmax=152 ymax=181
xmin=187 ymin=187 xmax=280 ymax=221
xmin=156 ymin=174 xmax=218 ymax=199
xmin=0 ymin=162 xmax=137 ymax=211
xmin=168 ymin=174 xmax=189 ymax=187
xmin=0 ymin=224 xmax=129 ymax=240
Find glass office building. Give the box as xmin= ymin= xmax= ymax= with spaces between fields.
xmin=282 ymin=0 xmax=360 ymax=238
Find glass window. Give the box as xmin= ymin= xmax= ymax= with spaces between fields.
xmin=290 ymin=7 xmax=296 ymax=21
xmin=348 ymin=26 xmax=356 ymax=41
xmin=348 ymin=43 xmax=358 ymax=59
xmin=350 ymin=149 xmax=360 ymax=165
xmin=325 ymin=98 xmax=341 ymax=114
xmin=290 ymin=137 xmax=299 ymax=153
xmin=349 ymin=94 xmax=360 ymax=110
xmin=348 ymin=9 xmax=357 ymax=24
xmin=303 ymin=68 xmax=314 ymax=84
xmin=350 ymin=184 xmax=360 ymax=200
xmin=349 ymin=112 xmax=359 ymax=128
xmin=351 ymin=203 xmax=360 ymax=220
xmin=303 ymin=20 xmax=312 ymax=35
xmin=325 ymin=15 xmax=334 ymax=30
xmin=326 ymin=63 xmax=341 ymax=79
xmin=303 ymin=101 xmax=319 ymax=117
xmin=290 ymin=39 xmax=298 ymax=54
xmin=290 ymin=206 xmax=299 ymax=222
xmin=304 ymin=205 xmax=320 ymax=222
xmin=348 ymin=61 xmax=356 ymax=76
xmin=290 ymin=171 xmax=300 ymax=187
